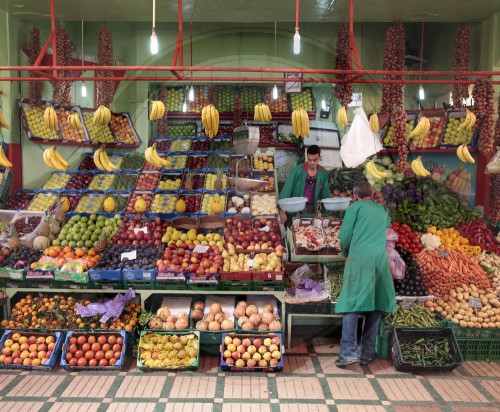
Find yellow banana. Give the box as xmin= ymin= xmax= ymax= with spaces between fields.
xmin=456 ymin=144 xmax=467 ymax=163
xmin=409 ymin=116 xmax=426 ymax=138
xmin=202 ymin=104 xmax=213 ymax=137
xmin=466 ymin=110 xmax=476 ymax=130
xmin=93 ymin=107 xmax=103 ymax=125
xmin=369 ymin=113 xmax=379 ymax=133
xmin=212 ymin=105 xmax=219 ymax=137
xmin=145 ymin=145 xmax=163 ymax=168
xmin=93 ymin=148 xmax=106 ymax=171
xmin=254 ymin=104 xmax=261 ymax=122
xmin=150 ymin=101 xmax=159 ymax=121
xmin=42 ymin=148 xmax=53 ymax=169
xmin=47 ymin=147 xmax=66 ymax=171
xmin=292 ymin=108 xmax=302 ymax=137
xmin=0 ymin=145 xmax=13 ymax=168
xmin=52 ymin=146 xmax=69 ymax=169
xmin=337 ymin=106 xmax=348 ymax=128
xmin=99 ymin=147 xmax=118 ymax=170
xmin=459 ymin=109 xmax=474 ymax=130
xmin=152 ymin=144 xmax=168 ymax=166
xmin=0 ymin=111 xmax=9 ymax=129
xmin=300 ymin=109 xmax=309 ymax=137
xmin=412 ymin=157 xmax=430 ymax=177
xmin=461 ymin=144 xmax=475 ymax=164
xmin=44 ymin=106 xmax=58 ymax=131
xmin=366 ymin=159 xmax=385 ymax=180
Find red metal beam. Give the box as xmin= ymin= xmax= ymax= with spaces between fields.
xmin=349 ymin=0 xmax=362 ymax=70
xmin=50 ymin=0 xmax=57 ymax=78
xmin=34 ymin=32 xmax=54 ymax=67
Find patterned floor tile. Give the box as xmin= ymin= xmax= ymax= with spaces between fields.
xmin=0 ymin=401 xmax=44 ymax=411
xmin=279 ymin=405 xmax=329 ymax=412
xmin=378 ymin=377 xmax=433 ymax=401
xmin=276 ymin=377 xmax=324 ymax=399
xmin=326 ymin=377 xmax=378 ymax=400
xmin=428 ymin=378 xmax=489 ymax=403
xmin=368 ymin=358 xmax=408 ymax=375
xmin=450 ymin=407 xmax=500 ymax=412
xmin=106 ymin=403 xmax=156 ymax=412
xmin=224 ymin=375 xmax=269 ymax=399
xmin=286 ymin=341 xmax=309 ymax=354
xmin=320 ymin=357 xmax=365 ymax=374
xmin=392 ymin=407 xmax=444 ymax=412
xmin=283 ymin=356 xmax=316 ymax=374
xmin=114 ymin=375 xmax=166 ymax=398
xmin=165 ymin=403 xmax=213 ymax=412
xmin=311 ymin=338 xmax=339 ymax=354
xmin=168 ymin=376 xmax=217 ymax=399
xmin=462 ymin=361 xmax=500 ymax=377
xmin=60 ymin=375 xmax=115 ymax=398
xmin=8 ymin=375 xmax=66 ymax=398
xmin=479 ymin=379 xmax=500 ymax=401
xmin=0 ymin=374 xmax=16 ymax=392
xmin=49 ymin=402 xmax=101 ymax=412
xmin=335 ymin=406 xmax=386 ymax=412
xmin=223 ymin=403 xmax=272 ymax=412
xmin=199 ymin=355 xmax=220 ymax=373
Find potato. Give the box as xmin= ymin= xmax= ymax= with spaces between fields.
xmin=451 ymin=318 xmax=460 ymax=324
xmin=470 ymin=285 xmax=478 ymax=292
xmin=474 ymin=322 xmax=482 ymax=328
xmin=450 ymin=290 xmax=457 ymax=298
xmin=446 ymin=314 xmax=453 ymax=320
xmin=463 ymin=316 xmax=470 ymax=322
xmin=457 ymin=292 xmax=464 ymax=301
xmin=485 ymin=293 xmax=496 ymax=300
xmin=463 ymin=292 xmax=469 ymax=300
xmin=458 ymin=309 xmax=466 ymax=316
xmin=471 ymin=291 xmax=479 ymax=298
xmin=459 ymin=320 xmax=467 ymax=327
xmin=495 ymin=322 xmax=500 ymax=328
xmin=470 ymin=316 xmax=478 ymax=323
xmin=435 ymin=306 xmax=443 ymax=312
xmin=455 ymin=314 xmax=464 ymax=320
xmin=487 ymin=322 xmax=496 ymax=328
xmin=489 ymin=299 xmax=500 ymax=309
xmin=481 ymin=297 xmax=489 ymax=306
xmin=441 ymin=311 xmax=448 ymax=317
xmin=467 ymin=322 xmax=475 ymax=328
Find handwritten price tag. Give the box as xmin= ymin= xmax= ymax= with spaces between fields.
xmin=193 ymin=245 xmax=210 ymax=254
xmin=121 ymin=250 xmax=137 ymax=261
xmin=468 ymin=297 xmax=482 ymax=309
xmin=133 ymin=227 xmax=148 ymax=235
xmin=258 ymin=226 xmax=270 ymax=232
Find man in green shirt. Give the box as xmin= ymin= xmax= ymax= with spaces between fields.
xmin=278 ymin=145 xmax=330 ymax=224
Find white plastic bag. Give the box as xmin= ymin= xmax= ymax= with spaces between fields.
xmin=486 ymin=148 xmax=500 ymax=174
xmin=340 ymin=107 xmax=383 ymax=168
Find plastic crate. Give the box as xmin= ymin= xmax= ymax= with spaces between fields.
xmin=221 ymin=281 xmax=253 ymax=291
xmin=454 ymin=339 xmax=500 ymax=362
xmin=89 ymin=280 xmax=124 ymax=290
xmin=154 ymin=281 xmax=188 ymax=290
xmin=187 ymin=282 xmax=221 ymax=291
xmin=391 ymin=327 xmax=463 ymax=372
xmin=252 ymin=281 xmax=286 ymax=291
xmin=286 ymin=300 xmax=332 ymax=315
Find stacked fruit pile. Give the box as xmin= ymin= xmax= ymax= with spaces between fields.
xmin=290 ymin=89 xmax=314 ymax=112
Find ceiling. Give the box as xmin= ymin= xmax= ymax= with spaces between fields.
xmin=1 ymin=0 xmax=499 ymax=23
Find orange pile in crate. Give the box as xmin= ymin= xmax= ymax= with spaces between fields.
xmin=31 ymin=246 xmax=101 ymax=270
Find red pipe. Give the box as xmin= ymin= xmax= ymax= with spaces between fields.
xmin=296 ymin=0 xmax=299 ymax=28
xmin=179 ymin=0 xmax=184 ymax=68
xmin=34 ymin=32 xmax=54 ymax=67
xmin=349 ymin=0 xmax=362 ymax=70
xmin=50 ymin=0 xmax=57 ymax=78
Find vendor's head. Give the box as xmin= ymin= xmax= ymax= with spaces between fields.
xmin=306 ymin=145 xmax=321 ymax=170
xmin=353 ymin=181 xmax=373 ymax=200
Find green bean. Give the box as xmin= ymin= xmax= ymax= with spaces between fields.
xmin=384 ymin=304 xmax=440 ymax=328
xmin=398 ymin=337 xmax=455 ymax=366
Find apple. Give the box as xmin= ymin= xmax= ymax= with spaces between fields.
xmin=263 ymin=352 xmax=272 ymax=362
xmin=252 ymin=339 xmax=262 ymax=348
xmin=227 ymin=343 xmax=236 ymax=352
xmin=231 ymin=351 xmax=241 ymax=360
xmin=225 ymin=358 xmax=234 ymax=365
xmin=223 ymin=350 xmax=232 ymax=359
xmin=242 ymin=352 xmax=251 ymax=362
xmin=247 ymin=345 xmax=256 ymax=355
xmin=272 ymin=351 xmax=281 ymax=360
xmin=271 ymin=336 xmax=280 ymax=345
xmin=246 ymin=359 xmax=257 ymax=368
xmin=252 ymin=352 xmax=262 ymax=361
xmin=269 ymin=359 xmax=279 ymax=367
xmin=258 ymin=345 xmax=268 ymax=355
xmin=235 ymin=359 xmax=246 ymax=368
xmin=269 ymin=344 xmax=279 ymax=353
xmin=259 ymin=359 xmax=268 ymax=367
xmin=263 ymin=338 xmax=272 ymax=347
xmin=224 ymin=336 xmax=233 ymax=346
xmin=237 ymin=345 xmax=246 ymax=354
xmin=242 ymin=338 xmax=251 ymax=347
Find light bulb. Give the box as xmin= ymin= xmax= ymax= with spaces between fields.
xmin=321 ymin=95 xmax=326 ymax=110
xmin=81 ymin=81 xmax=87 ymax=97
xmin=272 ymin=83 xmax=278 ymax=100
xmin=182 ymin=100 xmax=187 ymax=113
xmin=419 ymin=85 xmax=425 ymax=100
xmin=293 ymin=28 xmax=300 ymax=55
xmin=150 ymin=28 xmax=158 ymax=55
xmin=188 ymin=85 xmax=195 ymax=102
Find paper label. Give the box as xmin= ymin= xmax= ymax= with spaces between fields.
xmin=10 ymin=271 xmax=23 ymax=280
xmin=469 ymin=297 xmax=482 ymax=309
xmin=247 ymin=259 xmax=254 ymax=267
xmin=258 ymin=226 xmax=270 ymax=232
xmin=133 ymin=227 xmax=148 ymax=235
xmin=121 ymin=250 xmax=137 ymax=261
xmin=400 ymin=300 xmax=416 ymax=310
xmin=193 ymin=245 xmax=210 ymax=254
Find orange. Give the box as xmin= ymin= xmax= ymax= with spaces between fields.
xmin=63 ymin=246 xmax=72 ymax=253
xmin=88 ymin=248 xmax=97 ymax=257
xmin=75 ymin=248 xmax=85 ymax=257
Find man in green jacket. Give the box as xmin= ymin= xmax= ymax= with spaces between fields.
xmin=335 ymin=181 xmax=397 ymax=367
xmin=278 ymin=145 xmax=330 ymax=224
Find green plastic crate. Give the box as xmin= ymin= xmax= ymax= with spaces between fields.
xmin=220 ymin=281 xmax=252 ymax=291
xmin=154 ymin=281 xmax=187 ymax=290
xmin=89 ymin=280 xmax=124 ymax=290
xmin=455 ymin=338 xmax=500 ymax=362
xmin=252 ymin=281 xmax=286 ymax=291
xmin=187 ymin=282 xmax=220 ymax=291
xmin=123 ymin=280 xmax=155 ymax=290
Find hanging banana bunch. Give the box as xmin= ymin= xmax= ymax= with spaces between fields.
xmin=254 ymin=103 xmax=272 ymax=122
xmin=93 ymin=146 xmax=119 ymax=172
xmin=369 ymin=113 xmax=380 ymax=133
xmin=337 ymin=106 xmax=348 ymax=128
xmin=93 ymin=105 xmax=112 ymax=126
xmin=0 ymin=111 xmax=9 ymax=129
xmin=410 ymin=156 xmax=431 ymax=177
xmin=145 ymin=143 xmax=168 ymax=168
xmin=291 ymin=108 xmax=310 ymax=138
xmin=0 ymin=145 xmax=13 ymax=168
xmin=408 ymin=116 xmax=431 ymax=140
xmin=458 ymin=109 xmax=476 ymax=130
xmin=456 ymin=143 xmax=475 ymax=164
xmin=44 ymin=105 xmax=58 ymax=131
xmin=202 ymin=104 xmax=219 ymax=138
xmin=149 ymin=100 xmax=166 ymax=121
xmin=42 ymin=146 xmax=69 ymax=172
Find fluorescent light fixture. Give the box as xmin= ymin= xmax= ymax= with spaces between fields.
xmin=272 ymin=83 xmax=278 ymax=100
xmin=182 ymin=100 xmax=187 ymax=112
xmin=419 ymin=85 xmax=425 ymax=100
xmin=81 ymin=81 xmax=87 ymax=97
xmin=150 ymin=28 xmax=158 ymax=55
xmin=293 ymin=27 xmax=301 ymax=54
xmin=321 ymin=94 xmax=326 ymax=110
xmin=188 ymin=85 xmax=195 ymax=102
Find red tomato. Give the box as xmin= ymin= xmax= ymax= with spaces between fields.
xmin=114 ymin=351 xmax=121 ymax=360
xmin=112 ymin=344 xmax=121 ymax=353
xmin=102 ymin=344 xmax=111 ymax=352
xmin=91 ymin=343 xmax=101 ymax=352
xmin=65 ymin=352 xmax=73 ymax=361
xmin=87 ymin=335 xmax=96 ymax=345
xmin=77 ymin=357 xmax=87 ymax=367
xmin=77 ymin=336 xmax=87 ymax=346
xmin=105 ymin=350 xmax=114 ymax=360
xmin=69 ymin=344 xmax=78 ymax=354
xmin=98 ymin=358 xmax=108 ymax=367
xmin=97 ymin=335 xmax=107 ymax=345
xmin=116 ymin=337 xmax=123 ymax=345
xmin=69 ymin=337 xmax=77 ymax=345
xmin=84 ymin=351 xmax=95 ymax=360
xmin=108 ymin=335 xmax=117 ymax=345
xmin=69 ymin=358 xmax=78 ymax=366
xmin=88 ymin=359 xmax=98 ymax=367
xmin=75 ymin=350 xmax=84 ymax=359
xmin=109 ymin=358 xmax=117 ymax=366
xmin=81 ymin=343 xmax=91 ymax=352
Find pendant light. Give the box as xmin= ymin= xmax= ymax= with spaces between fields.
xmin=272 ymin=84 xmax=278 ymax=100
xmin=321 ymin=94 xmax=326 ymax=110
xmin=418 ymin=20 xmax=425 ymax=100
xmin=150 ymin=0 xmax=159 ymax=55
xmin=188 ymin=85 xmax=194 ymax=102
xmin=182 ymin=99 xmax=187 ymax=113
xmin=272 ymin=22 xmax=278 ymax=100
xmin=293 ymin=0 xmax=300 ymax=54
xmin=81 ymin=20 xmax=86 ymax=97
xmin=418 ymin=85 xmax=425 ymax=100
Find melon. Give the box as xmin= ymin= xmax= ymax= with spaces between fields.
xmin=33 ymin=236 xmax=51 ymax=250
xmin=175 ymin=199 xmax=186 ymax=213
xmin=134 ymin=198 xmax=147 ymax=213
xmin=60 ymin=197 xmax=70 ymax=212
xmin=104 ymin=196 xmax=116 ymax=213
xmin=212 ymin=200 xmax=223 ymax=214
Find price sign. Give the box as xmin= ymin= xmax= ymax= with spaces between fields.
xmin=247 ymin=259 xmax=254 ymax=268
xmin=469 ymin=297 xmax=482 ymax=309
xmin=121 ymin=250 xmax=137 ymax=261
xmin=193 ymin=245 xmax=210 ymax=254
xmin=348 ymin=93 xmax=363 ymax=107
xmin=400 ymin=299 xmax=416 ymax=310
xmin=258 ymin=226 xmax=270 ymax=232
xmin=133 ymin=227 xmax=148 ymax=235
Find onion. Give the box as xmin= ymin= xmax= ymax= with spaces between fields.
xmin=193 ymin=301 xmax=205 ymax=311
xmin=258 ymin=323 xmax=269 ymax=331
xmin=214 ymin=313 xmax=226 ymax=323
xmin=233 ymin=306 xmax=246 ymax=318
xmin=262 ymin=304 xmax=274 ymax=313
xmin=196 ymin=320 xmax=208 ymax=330
xmin=233 ymin=96 xmax=242 ymax=128
xmin=191 ymin=309 xmax=203 ymax=321
xmin=156 ymin=307 xmax=171 ymax=321
xmin=156 ymin=85 xmax=168 ymax=135
xmin=451 ymin=27 xmax=471 ymax=105
xmin=164 ymin=321 xmax=175 ymax=331
xmin=167 ymin=315 xmax=177 ymax=324
xmin=203 ymin=313 xmax=215 ymax=323
xmin=237 ymin=316 xmax=249 ymax=327
xmin=208 ymin=321 xmax=221 ymax=331
xmin=261 ymin=312 xmax=275 ymax=325
xmin=177 ymin=311 xmax=189 ymax=320
xmin=334 ymin=23 xmax=353 ymax=107
xmin=269 ymin=320 xmax=283 ymax=331
xmin=241 ymin=322 xmax=254 ymax=330
xmin=249 ymin=313 xmax=261 ymax=327
xmin=221 ymin=319 xmax=234 ymax=330
xmin=245 ymin=305 xmax=258 ymax=317
xmin=29 ymin=27 xmax=43 ymax=105
xmin=210 ymin=303 xmax=222 ymax=314
xmin=237 ymin=300 xmax=249 ymax=310
xmin=175 ymin=318 xmax=189 ymax=330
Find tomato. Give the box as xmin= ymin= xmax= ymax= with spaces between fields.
xmin=97 ymin=335 xmax=107 ymax=345
xmin=85 ymin=351 xmax=95 ymax=360
xmin=109 ymin=358 xmax=117 ymax=366
xmin=105 ymin=350 xmax=114 ymax=360
xmin=88 ymin=359 xmax=98 ymax=367
xmin=98 ymin=358 xmax=108 ymax=366
xmin=77 ymin=357 xmax=87 ymax=367
xmin=114 ymin=351 xmax=121 ymax=360
xmin=69 ymin=337 xmax=77 ymax=345
xmin=108 ymin=335 xmax=117 ymax=345
xmin=87 ymin=335 xmax=96 ymax=345
xmin=77 ymin=336 xmax=87 ymax=346
xmin=91 ymin=343 xmax=101 ymax=352
xmin=69 ymin=358 xmax=78 ymax=366
xmin=112 ymin=344 xmax=121 ymax=353
xmin=81 ymin=343 xmax=91 ymax=352
xmin=65 ymin=352 xmax=73 ymax=361
xmin=116 ymin=337 xmax=123 ymax=345
xmin=95 ymin=351 xmax=105 ymax=360
xmin=75 ymin=350 xmax=84 ymax=359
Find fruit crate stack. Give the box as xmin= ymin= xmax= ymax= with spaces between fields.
xmin=440 ymin=109 xmax=478 ymax=148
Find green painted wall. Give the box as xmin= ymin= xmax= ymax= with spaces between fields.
xmin=0 ymin=16 xmax=498 ymax=188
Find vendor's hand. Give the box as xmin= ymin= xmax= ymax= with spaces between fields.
xmin=279 ymin=210 xmax=287 ymax=224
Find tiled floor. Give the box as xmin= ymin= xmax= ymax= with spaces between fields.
xmin=0 ymin=336 xmax=499 ymax=412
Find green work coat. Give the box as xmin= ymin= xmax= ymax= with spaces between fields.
xmin=335 ymin=199 xmax=397 ymax=314
xmin=278 ymin=163 xmax=330 ymax=211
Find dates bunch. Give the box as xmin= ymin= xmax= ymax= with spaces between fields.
xmin=156 ymin=85 xmax=168 ymax=136
xmin=233 ymin=95 xmax=242 ymax=128
xmin=381 ymin=23 xmax=406 ymax=116
xmin=334 ymin=23 xmax=353 ymax=107
xmin=29 ymin=26 xmax=43 ymax=105
xmin=52 ymin=26 xmax=73 ymax=106
xmin=96 ymin=26 xmax=115 ymax=107
xmin=393 ymin=107 xmax=409 ymax=172
xmin=472 ymin=77 xmax=495 ymax=154
xmin=451 ymin=27 xmax=471 ymax=106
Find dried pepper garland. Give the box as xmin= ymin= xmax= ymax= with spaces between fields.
xmin=393 ymin=107 xmax=408 ymax=172
xmin=334 ymin=23 xmax=353 ymax=107
xmin=52 ymin=26 xmax=73 ymax=106
xmin=233 ymin=95 xmax=242 ymax=128
xmin=381 ymin=22 xmax=406 ymax=116
xmin=472 ymin=77 xmax=495 ymax=154
xmin=488 ymin=93 xmax=500 ymax=225
xmin=451 ymin=27 xmax=471 ymax=106
xmin=29 ymin=26 xmax=43 ymax=106
xmin=96 ymin=26 xmax=115 ymax=107
xmin=156 ymin=85 xmax=168 ymax=136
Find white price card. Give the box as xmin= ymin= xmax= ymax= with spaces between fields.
xmin=121 ymin=250 xmax=137 ymax=261
xmin=134 ymin=227 xmax=148 ymax=235
xmin=247 ymin=259 xmax=254 ymax=268
xmin=469 ymin=297 xmax=482 ymax=309
xmin=258 ymin=226 xmax=270 ymax=232
xmin=193 ymin=245 xmax=210 ymax=254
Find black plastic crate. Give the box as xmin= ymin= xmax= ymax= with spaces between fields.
xmin=220 ymin=281 xmax=253 ymax=291
xmin=391 ymin=327 xmax=463 ymax=372
xmin=252 ymin=281 xmax=286 ymax=291
xmin=286 ymin=300 xmax=332 ymax=314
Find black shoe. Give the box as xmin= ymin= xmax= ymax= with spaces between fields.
xmin=359 ymin=357 xmax=372 ymax=365
xmin=335 ymin=355 xmax=359 ymax=368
